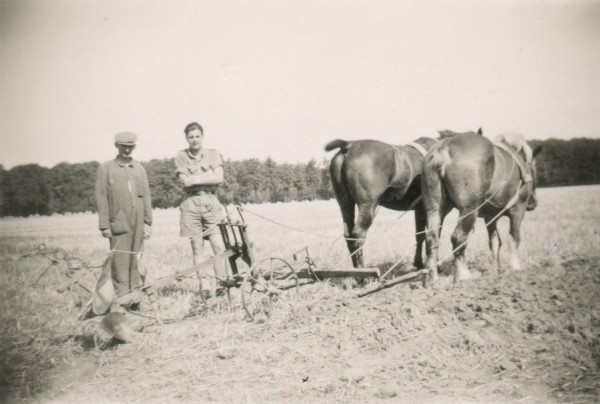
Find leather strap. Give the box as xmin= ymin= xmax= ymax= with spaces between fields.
xmin=494 ymin=141 xmax=533 ymax=183
xmin=406 ymin=142 xmax=428 ymax=157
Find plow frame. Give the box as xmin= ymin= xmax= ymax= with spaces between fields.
xmin=32 ymin=207 xmax=427 ymax=325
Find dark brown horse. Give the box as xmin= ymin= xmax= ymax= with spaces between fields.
xmin=421 ymin=132 xmax=542 ymax=284
xmin=325 ymin=136 xmax=439 ymax=269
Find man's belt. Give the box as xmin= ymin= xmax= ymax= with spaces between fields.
xmin=186 ymin=187 xmax=217 ymax=196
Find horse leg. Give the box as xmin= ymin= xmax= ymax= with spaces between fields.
xmin=508 ymin=208 xmax=526 ymax=271
xmin=439 ymin=203 xmax=452 ymax=238
xmin=424 ymin=215 xmax=441 ymax=286
xmin=339 ymin=201 xmax=358 ymax=267
xmin=451 ymin=210 xmax=477 ymax=282
xmin=350 ymin=203 xmax=377 ymax=268
xmin=422 ymin=179 xmax=454 ymax=286
xmin=484 ymin=217 xmax=501 ymax=275
xmin=330 ymin=164 xmax=358 ymax=267
xmin=422 ymin=184 xmax=446 ymax=286
xmin=413 ymin=207 xmax=427 ymax=269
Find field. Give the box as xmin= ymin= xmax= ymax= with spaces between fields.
xmin=1 ymin=185 xmax=599 ymax=403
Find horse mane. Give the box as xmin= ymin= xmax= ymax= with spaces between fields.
xmin=494 ymin=133 xmax=533 ymax=163
xmin=438 ymin=127 xmax=483 ymax=139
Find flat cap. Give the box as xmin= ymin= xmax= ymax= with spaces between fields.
xmin=114 ymin=132 xmax=138 ymax=145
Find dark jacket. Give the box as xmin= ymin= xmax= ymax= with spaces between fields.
xmin=95 ymin=159 xmax=152 ymax=233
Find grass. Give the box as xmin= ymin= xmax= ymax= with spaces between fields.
xmin=0 ymin=185 xmax=599 ymax=403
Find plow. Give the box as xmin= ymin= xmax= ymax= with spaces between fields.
xmin=30 ymin=207 xmax=427 ymax=330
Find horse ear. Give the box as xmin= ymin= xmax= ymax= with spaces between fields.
xmin=532 ymin=145 xmax=543 ymax=159
xmin=477 ymin=127 xmax=483 ymax=135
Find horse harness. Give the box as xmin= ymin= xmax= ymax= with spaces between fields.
xmin=493 ymin=141 xmax=533 ymax=183
xmin=406 ymin=142 xmax=429 ymax=157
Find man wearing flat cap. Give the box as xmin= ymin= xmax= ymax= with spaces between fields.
xmin=95 ymin=132 xmax=152 ymax=310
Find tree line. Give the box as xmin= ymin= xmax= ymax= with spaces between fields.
xmin=0 ymin=157 xmax=334 ymax=217
xmin=1 ymin=137 xmax=599 ymax=217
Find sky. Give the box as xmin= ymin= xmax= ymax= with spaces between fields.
xmin=1 ymin=0 xmax=599 ymax=169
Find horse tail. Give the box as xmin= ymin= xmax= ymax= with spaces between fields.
xmin=427 ymin=147 xmax=452 ymax=177
xmin=325 ymin=139 xmax=352 ymax=152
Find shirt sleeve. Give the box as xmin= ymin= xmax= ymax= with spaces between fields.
xmin=174 ymin=150 xmax=188 ymax=177
xmin=95 ymin=163 xmax=110 ymax=230
xmin=209 ymin=150 xmax=224 ymax=170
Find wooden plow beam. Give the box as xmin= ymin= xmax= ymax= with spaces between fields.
xmin=118 ymin=251 xmax=237 ymax=323
xmin=296 ymin=267 xmax=381 ymax=280
xmin=57 ymin=267 xmax=98 ymax=294
xmin=355 ymin=269 xmax=428 ymax=298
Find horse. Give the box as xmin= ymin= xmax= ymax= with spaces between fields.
xmin=325 ymin=135 xmax=450 ymax=269
xmin=421 ymin=132 xmax=542 ymax=284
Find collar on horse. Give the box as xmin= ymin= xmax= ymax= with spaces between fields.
xmin=493 ymin=141 xmax=533 ymax=183
xmin=406 ymin=142 xmax=428 ymax=157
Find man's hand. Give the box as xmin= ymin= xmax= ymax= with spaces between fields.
xmin=101 ymin=228 xmax=112 ymax=238
xmin=144 ymin=224 xmax=152 ymax=240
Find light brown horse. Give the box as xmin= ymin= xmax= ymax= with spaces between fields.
xmin=325 ymin=136 xmax=438 ymax=269
xmin=421 ymin=132 xmax=542 ymax=284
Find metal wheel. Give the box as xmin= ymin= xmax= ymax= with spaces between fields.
xmin=241 ymin=257 xmax=298 ymax=321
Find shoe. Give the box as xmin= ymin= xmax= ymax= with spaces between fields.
xmin=216 ymin=288 xmax=226 ymax=297
xmin=129 ymin=300 xmax=154 ymax=312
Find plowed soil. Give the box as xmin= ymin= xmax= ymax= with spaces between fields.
xmin=44 ymin=256 xmax=599 ymax=403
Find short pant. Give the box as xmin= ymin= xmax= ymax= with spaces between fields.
xmin=179 ymin=193 xmax=224 ymax=242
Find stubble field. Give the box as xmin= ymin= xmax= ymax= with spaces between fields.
xmin=1 ymin=185 xmax=599 ymax=403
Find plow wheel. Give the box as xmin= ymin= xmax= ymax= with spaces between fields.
xmin=241 ymin=257 xmax=298 ymax=321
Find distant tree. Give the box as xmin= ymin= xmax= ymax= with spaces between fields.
xmin=274 ymin=163 xmax=295 ymax=202
xmin=2 ymin=164 xmax=50 ymax=216
xmin=304 ymin=159 xmax=321 ymax=200
xmin=263 ymin=157 xmax=285 ymax=202
xmin=2 ymin=137 xmax=597 ymax=217
xmin=219 ymin=159 xmax=241 ymax=204
xmin=0 ymin=164 xmax=6 ymax=215
xmin=531 ymin=138 xmax=600 ymax=187
xmin=317 ymin=158 xmax=334 ymax=199
xmin=285 ymin=164 xmax=304 ymax=201
xmin=143 ymin=158 xmax=183 ymax=209
xmin=48 ymin=162 xmax=98 ymax=214
xmin=236 ymin=159 xmax=265 ymax=203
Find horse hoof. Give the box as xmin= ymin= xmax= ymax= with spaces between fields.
xmin=423 ymin=274 xmax=439 ymax=289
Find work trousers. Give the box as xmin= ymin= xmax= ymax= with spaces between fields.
xmin=109 ymin=197 xmax=145 ymax=296
xmin=110 ymin=231 xmax=144 ymax=296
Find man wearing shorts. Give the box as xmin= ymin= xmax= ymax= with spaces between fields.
xmin=175 ymin=122 xmax=227 ymax=299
